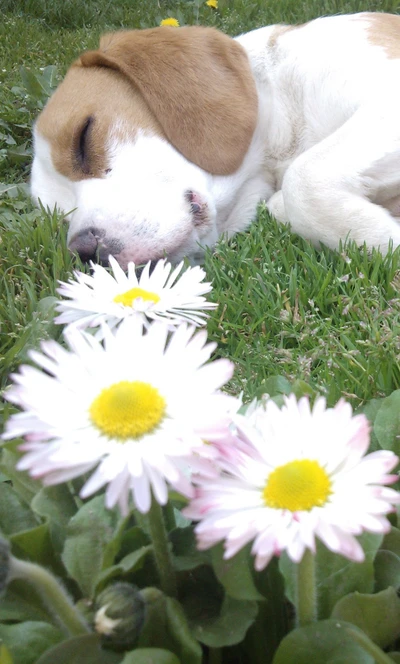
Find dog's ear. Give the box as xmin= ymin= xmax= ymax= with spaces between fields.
xmin=78 ymin=26 xmax=257 ymax=175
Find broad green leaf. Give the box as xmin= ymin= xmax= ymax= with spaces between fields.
xmin=62 ymin=496 xmax=124 ymax=597
xmin=290 ymin=379 xmax=317 ymax=399
xmin=35 ymin=633 xmax=122 ymax=664
xmin=331 ymin=587 xmax=400 ymax=648
xmin=95 ymin=545 xmax=153 ymax=593
xmin=257 ymin=376 xmax=292 ymax=398
xmin=0 ymin=447 xmax=40 ymax=504
xmin=7 ymin=143 xmax=31 ymax=164
xmin=0 ymin=483 xmax=37 ymax=535
xmin=138 ymin=588 xmax=202 ymax=664
xmin=19 ymin=68 xmax=50 ymax=101
xmin=375 ymin=551 xmax=400 ymax=591
xmin=31 ymin=485 xmax=77 ymax=553
xmin=374 ymin=390 xmax=400 ymax=453
xmin=170 ymin=527 xmax=209 ymax=571
xmin=380 ymin=526 xmax=400 ymax=557
xmin=273 ymin=620 xmax=374 ymax=664
xmin=10 ymin=523 xmax=57 ymax=570
xmin=121 ymin=649 xmax=180 ymax=664
xmin=388 ymin=654 xmax=400 ymax=663
xmin=280 ymin=533 xmax=383 ymax=618
xmin=191 ymin=595 xmax=258 ymax=647
xmin=355 ymin=398 xmax=384 ymax=451
xmin=0 ymin=580 xmax=51 ymax=623
xmin=0 ymin=621 xmax=63 ymax=664
xmin=211 ymin=543 xmax=264 ymax=601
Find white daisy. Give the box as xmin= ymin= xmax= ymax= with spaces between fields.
xmin=184 ymin=395 xmax=400 ymax=569
xmin=55 ymin=257 xmax=216 ymax=337
xmin=2 ymin=318 xmax=235 ymax=515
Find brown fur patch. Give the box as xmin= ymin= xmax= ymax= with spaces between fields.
xmin=36 ymin=65 xmax=164 ymax=181
xmin=79 ymin=26 xmax=258 ymax=175
xmin=365 ymin=12 xmax=400 ymax=59
xmin=267 ymin=23 xmax=304 ymax=50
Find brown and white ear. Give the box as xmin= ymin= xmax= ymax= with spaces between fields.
xmin=78 ymin=26 xmax=258 ymax=175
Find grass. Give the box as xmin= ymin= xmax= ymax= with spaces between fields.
xmin=1 ymin=0 xmax=400 ymax=410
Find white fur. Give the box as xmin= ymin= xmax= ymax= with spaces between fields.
xmin=31 ymin=12 xmax=400 ymax=264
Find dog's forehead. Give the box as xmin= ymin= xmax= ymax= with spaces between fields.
xmin=35 ymin=64 xmax=163 ymax=181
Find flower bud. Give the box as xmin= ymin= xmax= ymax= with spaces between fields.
xmin=94 ymin=582 xmax=146 ymax=649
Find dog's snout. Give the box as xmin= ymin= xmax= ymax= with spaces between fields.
xmin=68 ymin=229 xmax=99 ymax=262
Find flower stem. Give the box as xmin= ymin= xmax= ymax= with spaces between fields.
xmin=346 ymin=627 xmax=396 ymax=664
xmin=295 ymin=548 xmax=317 ymax=626
xmin=9 ymin=556 xmax=90 ymax=636
xmin=146 ymin=497 xmax=178 ymax=597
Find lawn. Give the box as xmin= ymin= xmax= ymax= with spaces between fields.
xmin=1 ymin=0 xmax=400 ymax=405
xmin=1 ymin=1 xmax=400 ymax=663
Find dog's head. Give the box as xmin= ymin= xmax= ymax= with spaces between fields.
xmin=31 ymin=26 xmax=257 ymax=267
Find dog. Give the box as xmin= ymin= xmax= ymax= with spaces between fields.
xmin=31 ymin=12 xmax=400 ymax=268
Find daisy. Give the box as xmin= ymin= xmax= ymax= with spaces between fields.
xmin=184 ymin=395 xmax=400 ymax=569
xmin=2 ymin=318 xmax=235 ymax=515
xmin=55 ymin=257 xmax=216 ymax=338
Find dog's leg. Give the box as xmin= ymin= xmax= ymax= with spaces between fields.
xmin=268 ymin=102 xmax=400 ymax=253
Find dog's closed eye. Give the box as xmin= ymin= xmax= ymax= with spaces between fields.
xmin=75 ymin=115 xmax=93 ymax=174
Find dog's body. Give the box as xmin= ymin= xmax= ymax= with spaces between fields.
xmin=32 ymin=12 xmax=400 ymax=267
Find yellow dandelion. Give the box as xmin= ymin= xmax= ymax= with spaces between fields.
xmin=206 ymin=0 xmax=218 ymax=8
xmin=160 ymin=17 xmax=180 ymax=27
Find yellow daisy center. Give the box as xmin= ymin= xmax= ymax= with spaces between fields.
xmin=262 ymin=459 xmax=331 ymax=512
xmin=89 ymin=380 xmax=166 ymax=441
xmin=114 ymin=287 xmax=160 ymax=307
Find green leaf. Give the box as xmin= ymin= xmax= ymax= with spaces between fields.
xmin=0 ymin=580 xmax=51 ymax=623
xmin=375 ymin=551 xmax=400 ymax=592
xmin=62 ymin=496 xmax=125 ymax=597
xmin=0 ymin=447 xmax=40 ymax=504
xmin=280 ymin=533 xmax=383 ymax=618
xmin=374 ymin=527 xmax=400 ymax=591
xmin=191 ymin=595 xmax=258 ymax=647
xmin=388 ymin=654 xmax=400 ymax=663
xmin=0 ymin=482 xmax=37 ymax=535
xmin=211 ymin=543 xmax=264 ymax=601
xmin=138 ymin=588 xmax=202 ymax=664
xmin=257 ymin=376 xmax=292 ymax=398
xmin=380 ymin=526 xmax=400 ymax=556
xmin=35 ymin=633 xmax=122 ymax=664
xmin=0 ymin=621 xmax=63 ymax=664
xmin=121 ymin=649 xmax=180 ymax=664
xmin=374 ymin=390 xmax=400 ymax=453
xmin=19 ymin=67 xmax=52 ymax=101
xmin=290 ymin=379 xmax=317 ymax=399
xmin=95 ymin=546 xmax=154 ymax=594
xmin=170 ymin=527 xmax=209 ymax=571
xmin=331 ymin=587 xmax=400 ymax=648
xmin=31 ymin=485 xmax=78 ymax=554
xmin=355 ymin=398 xmax=384 ymax=451
xmin=10 ymin=523 xmax=57 ymax=569
xmin=272 ymin=620 xmax=374 ymax=664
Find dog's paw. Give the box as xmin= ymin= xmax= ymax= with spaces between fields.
xmin=266 ymin=190 xmax=288 ymax=223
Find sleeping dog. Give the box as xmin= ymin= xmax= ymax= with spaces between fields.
xmin=31 ymin=12 xmax=400 ymax=268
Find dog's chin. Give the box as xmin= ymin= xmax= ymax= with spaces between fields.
xmin=111 ymin=233 xmax=212 ymax=270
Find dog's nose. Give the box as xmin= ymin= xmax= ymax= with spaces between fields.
xmin=68 ymin=229 xmax=98 ymax=262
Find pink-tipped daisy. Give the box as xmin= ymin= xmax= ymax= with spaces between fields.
xmin=2 ymin=318 xmax=235 ymax=515
xmin=184 ymin=395 xmax=399 ymax=569
xmin=55 ymin=257 xmax=216 ymax=338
